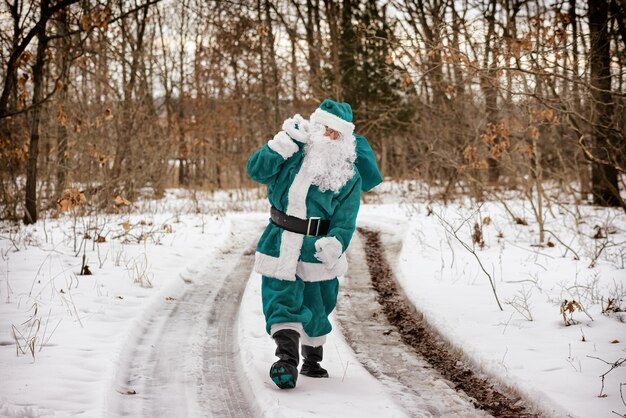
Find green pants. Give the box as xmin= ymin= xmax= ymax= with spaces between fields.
xmin=262 ymin=275 xmax=339 ymax=338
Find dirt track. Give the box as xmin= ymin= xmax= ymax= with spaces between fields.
xmin=357 ymin=227 xmax=540 ymax=418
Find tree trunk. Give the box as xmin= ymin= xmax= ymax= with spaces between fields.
xmin=178 ymin=0 xmax=188 ymax=187
xmin=306 ymin=0 xmax=322 ymax=98
xmin=288 ymin=29 xmax=298 ymax=102
xmin=264 ymin=0 xmax=280 ymax=127
xmin=339 ymin=0 xmax=358 ymax=103
xmin=324 ymin=0 xmax=343 ymax=99
xmin=569 ymin=0 xmax=591 ymax=199
xmin=450 ymin=1 xmax=464 ymax=96
xmin=111 ymin=2 xmax=149 ymax=187
xmin=414 ymin=0 xmax=446 ymax=107
xmin=588 ymin=0 xmax=620 ymax=207
xmin=56 ymin=8 xmax=70 ymax=194
xmin=610 ymin=0 xmax=626 ymax=49
xmin=4 ymin=0 xmax=21 ymax=116
xmin=256 ymin=0 xmax=270 ymax=129
xmin=483 ymin=0 xmax=500 ymax=184
xmin=24 ymin=0 xmax=51 ymax=224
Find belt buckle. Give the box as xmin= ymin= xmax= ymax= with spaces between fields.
xmin=307 ymin=217 xmax=321 ymax=236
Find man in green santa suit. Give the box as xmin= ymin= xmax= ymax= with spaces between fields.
xmin=247 ymin=99 xmax=381 ymax=389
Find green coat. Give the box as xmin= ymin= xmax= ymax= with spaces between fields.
xmin=247 ymin=132 xmax=363 ymax=281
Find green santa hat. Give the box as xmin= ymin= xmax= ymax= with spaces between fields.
xmin=310 ymin=99 xmax=355 ymax=139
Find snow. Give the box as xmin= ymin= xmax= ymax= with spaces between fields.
xmin=1 ymin=187 xmax=625 ymax=417
xmin=1 ymin=207 xmax=232 ymax=416
xmin=359 ymin=196 xmax=626 ymax=418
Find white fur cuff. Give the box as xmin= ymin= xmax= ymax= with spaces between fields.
xmin=268 ymin=131 xmax=299 ymax=159
xmin=310 ymin=108 xmax=355 ymax=139
xmin=314 ymin=236 xmax=343 ymax=269
xmin=271 ymin=322 xmax=303 ymax=336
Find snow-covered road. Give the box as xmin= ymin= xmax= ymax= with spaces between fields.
xmin=106 ymin=219 xmax=260 ymax=417
xmin=104 ymin=217 xmax=504 ymax=418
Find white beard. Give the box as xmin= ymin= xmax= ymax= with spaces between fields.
xmin=304 ymin=130 xmax=357 ymax=193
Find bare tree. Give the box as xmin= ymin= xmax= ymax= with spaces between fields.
xmin=588 ymin=0 xmax=622 ymax=208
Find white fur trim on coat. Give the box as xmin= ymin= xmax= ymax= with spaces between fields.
xmin=268 ymin=131 xmax=298 ymax=159
xmin=296 ymin=255 xmax=348 ymax=282
xmin=270 ymin=323 xmax=327 ymax=347
xmin=253 ymin=150 xmax=312 ymax=281
xmin=286 ymin=158 xmax=311 ymax=218
xmin=254 ymin=230 xmax=303 ymax=281
xmin=282 ymin=114 xmax=310 ymax=143
xmin=255 ymin=252 xmax=348 ymax=282
xmin=310 ymin=108 xmax=355 ymax=139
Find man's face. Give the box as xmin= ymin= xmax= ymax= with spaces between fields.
xmin=324 ymin=126 xmax=341 ymax=141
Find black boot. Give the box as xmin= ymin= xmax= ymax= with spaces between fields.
xmin=300 ymin=345 xmax=329 ymax=378
xmin=269 ymin=329 xmax=300 ymax=389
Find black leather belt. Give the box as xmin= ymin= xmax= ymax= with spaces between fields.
xmin=270 ymin=207 xmax=330 ymax=236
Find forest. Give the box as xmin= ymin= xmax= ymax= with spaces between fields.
xmin=0 ymin=0 xmax=625 ymax=223
xmin=2 ymin=3 xmax=626 ymax=416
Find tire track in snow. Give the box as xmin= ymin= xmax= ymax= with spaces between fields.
xmin=342 ymin=227 xmax=541 ymax=418
xmin=336 ymin=231 xmax=490 ymax=418
xmin=106 ymin=220 xmax=260 ymax=417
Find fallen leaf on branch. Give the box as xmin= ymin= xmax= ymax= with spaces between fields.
xmin=114 ymin=195 xmax=131 ymax=206
xmin=57 ymin=188 xmax=87 ymax=212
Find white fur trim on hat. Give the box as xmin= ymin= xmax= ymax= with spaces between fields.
xmin=310 ymin=108 xmax=355 ymax=139
xmin=268 ymin=131 xmax=298 ymax=159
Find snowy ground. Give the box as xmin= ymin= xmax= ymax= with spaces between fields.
xmin=1 ymin=187 xmax=625 ymax=417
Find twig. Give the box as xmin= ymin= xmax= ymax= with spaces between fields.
xmin=589 ymin=240 xmax=610 ymax=268
xmin=341 ymin=360 xmax=349 ymax=382
xmin=435 ymin=212 xmax=503 ymax=310
xmin=40 ymin=310 xmax=62 ymax=352
xmin=544 ymin=229 xmax=580 ymax=260
xmin=29 ymin=253 xmax=52 ymax=297
xmin=505 ymin=286 xmax=533 ymax=321
xmin=587 ymin=356 xmax=626 ymax=397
